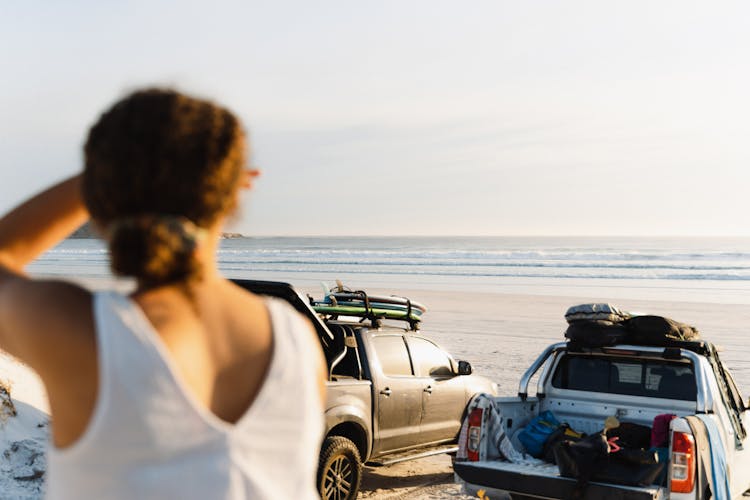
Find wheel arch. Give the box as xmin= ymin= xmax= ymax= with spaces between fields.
xmin=326 ymin=421 xmax=369 ymax=461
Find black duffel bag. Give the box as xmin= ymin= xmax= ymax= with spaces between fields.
xmin=564 ymin=320 xmax=630 ymax=347
xmin=554 ymin=435 xmax=666 ymax=492
xmin=626 ymin=315 xmax=700 ymax=345
xmin=607 ymin=422 xmax=652 ymax=450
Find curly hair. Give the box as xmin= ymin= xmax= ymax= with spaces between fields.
xmin=82 ymin=88 xmax=246 ymax=287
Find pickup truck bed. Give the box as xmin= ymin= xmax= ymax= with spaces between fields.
xmin=455 ymin=460 xmax=665 ymax=500
xmin=454 ymin=341 xmax=750 ymax=499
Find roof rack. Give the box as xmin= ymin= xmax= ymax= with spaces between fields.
xmin=566 ymin=338 xmax=711 ymax=356
xmin=309 ymin=287 xmax=423 ymax=331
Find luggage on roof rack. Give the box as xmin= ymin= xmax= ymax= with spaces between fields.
xmin=563 ymin=303 xmax=701 ymax=348
xmin=627 ymin=315 xmax=700 ymax=345
xmin=564 ymin=303 xmax=631 ymax=347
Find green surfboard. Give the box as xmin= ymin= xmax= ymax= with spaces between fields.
xmin=312 ymin=304 xmax=422 ymax=322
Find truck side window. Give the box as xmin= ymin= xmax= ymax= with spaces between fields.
xmin=408 ymin=337 xmax=454 ymax=378
xmin=372 ymin=335 xmax=413 ymax=376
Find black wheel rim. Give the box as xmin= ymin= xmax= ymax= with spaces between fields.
xmin=323 ymin=455 xmax=353 ymax=500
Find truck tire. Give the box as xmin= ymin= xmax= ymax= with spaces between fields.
xmin=317 ymin=436 xmax=362 ymax=500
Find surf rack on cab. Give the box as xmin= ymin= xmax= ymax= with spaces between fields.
xmin=308 ymin=282 xmax=426 ymax=331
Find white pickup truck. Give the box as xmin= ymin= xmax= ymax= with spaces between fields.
xmin=454 ymin=339 xmax=750 ymax=499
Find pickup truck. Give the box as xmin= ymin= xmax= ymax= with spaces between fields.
xmin=232 ymin=280 xmax=497 ymax=500
xmin=454 ymin=338 xmax=750 ymax=499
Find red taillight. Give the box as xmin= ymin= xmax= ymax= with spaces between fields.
xmin=466 ymin=408 xmax=483 ymax=461
xmin=671 ymin=431 xmax=695 ymax=493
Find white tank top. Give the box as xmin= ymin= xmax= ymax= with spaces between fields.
xmin=46 ymin=291 xmax=324 ymax=500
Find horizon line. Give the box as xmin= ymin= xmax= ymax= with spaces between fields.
xmin=233 ymin=234 xmax=750 ymax=239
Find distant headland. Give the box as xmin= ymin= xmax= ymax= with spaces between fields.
xmin=68 ymin=223 xmax=244 ymax=239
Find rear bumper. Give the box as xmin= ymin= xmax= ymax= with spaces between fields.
xmin=454 ymin=461 xmax=666 ymax=500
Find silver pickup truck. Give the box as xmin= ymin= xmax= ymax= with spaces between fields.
xmin=454 ymin=339 xmax=750 ymax=499
xmin=232 ymin=280 xmax=497 ymax=500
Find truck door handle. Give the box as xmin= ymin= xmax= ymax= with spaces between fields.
xmin=424 ymin=385 xmax=433 ymax=394
xmin=380 ymin=388 xmax=392 ymax=396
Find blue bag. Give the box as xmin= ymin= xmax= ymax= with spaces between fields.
xmin=518 ymin=410 xmax=561 ymax=457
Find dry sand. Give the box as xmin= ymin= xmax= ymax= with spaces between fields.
xmin=1 ymin=283 xmax=748 ymax=499
xmin=0 ymin=354 xmax=48 ymax=499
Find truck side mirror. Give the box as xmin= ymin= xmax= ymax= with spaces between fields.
xmin=458 ymin=360 xmax=473 ymax=376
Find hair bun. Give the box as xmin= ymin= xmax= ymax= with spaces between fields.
xmin=108 ymin=215 xmax=204 ymax=286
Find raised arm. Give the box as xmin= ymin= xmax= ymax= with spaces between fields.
xmin=0 ymin=175 xmax=88 ymax=273
xmin=0 ymin=175 xmax=91 ymax=364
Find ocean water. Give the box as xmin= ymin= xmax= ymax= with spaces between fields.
xmin=30 ymin=236 xmax=750 ymax=304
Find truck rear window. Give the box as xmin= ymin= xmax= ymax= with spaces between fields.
xmin=551 ymin=355 xmax=697 ymax=401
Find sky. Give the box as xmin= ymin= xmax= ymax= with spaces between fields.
xmin=2 ymin=1 xmax=750 ymax=236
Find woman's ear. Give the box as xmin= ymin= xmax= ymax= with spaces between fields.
xmin=228 ymin=168 xmax=260 ymax=222
xmin=241 ymin=169 xmax=261 ymax=190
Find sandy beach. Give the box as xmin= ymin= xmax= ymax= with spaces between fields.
xmin=2 ymin=277 xmax=748 ymax=499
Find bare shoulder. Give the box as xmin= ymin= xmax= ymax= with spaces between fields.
xmin=222 ymin=280 xmax=326 ymax=401
xmin=224 ymin=279 xmax=269 ymax=308
xmin=0 ymin=276 xmax=94 ymax=372
xmin=222 ymin=280 xmax=275 ymax=324
xmin=224 ymin=282 xmax=312 ymax=334
xmin=222 ymin=280 xmax=320 ymax=351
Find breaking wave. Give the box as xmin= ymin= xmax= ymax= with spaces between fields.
xmin=31 ymin=236 xmax=750 ymax=282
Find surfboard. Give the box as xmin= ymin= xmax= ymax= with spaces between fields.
xmin=326 ymin=299 xmax=425 ymax=317
xmin=314 ymin=281 xmax=427 ymax=327
xmin=312 ymin=303 xmax=422 ymax=322
xmin=325 ymin=292 xmax=427 ymax=314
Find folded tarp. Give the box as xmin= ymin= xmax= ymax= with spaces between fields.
xmin=685 ymin=415 xmax=731 ymax=500
xmin=456 ymin=393 xmax=544 ymax=465
xmin=565 ymin=303 xmax=631 ymax=324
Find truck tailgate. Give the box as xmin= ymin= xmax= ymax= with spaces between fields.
xmin=454 ymin=461 xmax=666 ymax=500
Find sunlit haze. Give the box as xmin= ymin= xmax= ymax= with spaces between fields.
xmin=2 ymin=1 xmax=750 ymax=236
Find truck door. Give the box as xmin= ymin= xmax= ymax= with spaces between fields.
xmin=369 ymin=334 xmax=424 ymax=454
xmin=407 ymin=336 xmax=468 ymax=444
